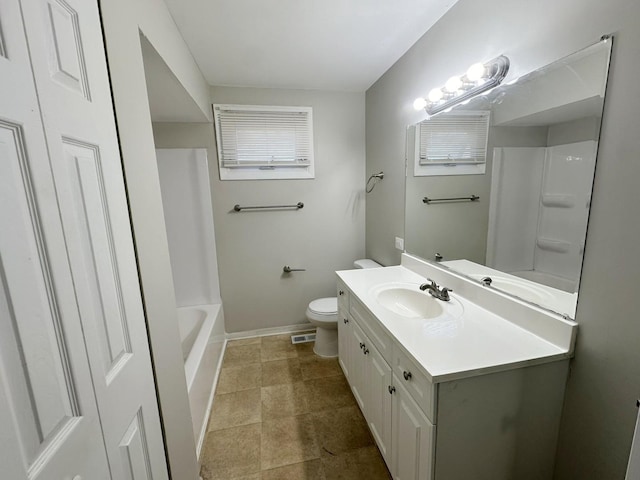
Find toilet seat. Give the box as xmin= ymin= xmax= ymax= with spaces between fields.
xmin=308 ymin=297 xmax=337 ymax=316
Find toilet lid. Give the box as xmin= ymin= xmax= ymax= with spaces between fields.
xmin=309 ymin=297 xmax=338 ymax=315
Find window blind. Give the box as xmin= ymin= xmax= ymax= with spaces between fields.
xmin=418 ymin=111 xmax=490 ymax=165
xmin=214 ymin=105 xmax=313 ymax=168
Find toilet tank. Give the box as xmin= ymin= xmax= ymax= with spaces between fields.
xmin=353 ymin=259 xmax=382 ymax=269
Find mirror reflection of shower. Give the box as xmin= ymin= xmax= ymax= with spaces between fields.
xmin=488 ymin=140 xmax=597 ymax=293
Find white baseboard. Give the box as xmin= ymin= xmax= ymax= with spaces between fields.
xmin=225 ymin=323 xmax=315 ymax=341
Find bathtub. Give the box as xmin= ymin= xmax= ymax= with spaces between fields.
xmin=177 ymin=304 xmax=225 ymax=458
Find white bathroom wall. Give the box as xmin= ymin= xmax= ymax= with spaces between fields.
xmin=153 ymin=88 xmax=366 ymax=334
xmin=156 ymin=149 xmax=222 ymax=307
xmin=207 ymin=87 xmax=366 ymax=334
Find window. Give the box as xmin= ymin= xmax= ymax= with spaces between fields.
xmin=414 ymin=111 xmax=490 ymax=176
xmin=213 ymin=104 xmax=314 ymax=180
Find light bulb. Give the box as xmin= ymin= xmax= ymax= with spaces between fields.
xmin=413 ymin=97 xmax=427 ymax=110
xmin=427 ymin=88 xmax=443 ymax=102
xmin=445 ymin=76 xmax=462 ymax=92
xmin=466 ymin=62 xmax=486 ymax=82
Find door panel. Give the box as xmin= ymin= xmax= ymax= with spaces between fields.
xmin=0 ymin=1 xmax=109 ymax=477
xmin=1 ymin=0 xmax=168 ymax=478
xmin=20 ymin=0 xmax=168 ymax=477
xmin=42 ymin=0 xmax=91 ymax=98
xmin=60 ymin=138 xmax=133 ymax=376
xmin=0 ymin=123 xmax=80 ymax=453
xmin=120 ymin=410 xmax=153 ymax=480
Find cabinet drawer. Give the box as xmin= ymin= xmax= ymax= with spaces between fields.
xmin=337 ymin=279 xmax=349 ymax=309
xmin=393 ymin=346 xmax=436 ymax=423
xmin=350 ymin=296 xmax=393 ymax=364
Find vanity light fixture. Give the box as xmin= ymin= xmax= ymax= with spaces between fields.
xmin=414 ymin=55 xmax=510 ymax=116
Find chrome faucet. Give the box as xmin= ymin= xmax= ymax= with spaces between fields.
xmin=481 ymin=276 xmax=492 ymax=286
xmin=419 ymin=278 xmax=453 ymax=302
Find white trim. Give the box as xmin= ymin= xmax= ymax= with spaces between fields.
xmin=225 ymin=323 xmax=314 ymax=341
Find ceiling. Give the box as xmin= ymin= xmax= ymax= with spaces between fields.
xmin=163 ymin=0 xmax=459 ymax=92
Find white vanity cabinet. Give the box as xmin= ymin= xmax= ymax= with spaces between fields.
xmin=336 ymin=276 xmax=570 ymax=480
xmin=338 ymin=279 xmax=432 ymax=478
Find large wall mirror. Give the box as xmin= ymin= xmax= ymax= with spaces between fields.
xmin=405 ymin=38 xmax=612 ymax=319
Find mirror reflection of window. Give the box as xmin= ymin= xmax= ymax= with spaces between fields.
xmin=415 ymin=111 xmax=490 ymax=176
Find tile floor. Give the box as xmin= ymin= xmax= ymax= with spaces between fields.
xmin=200 ymin=333 xmax=392 ymax=480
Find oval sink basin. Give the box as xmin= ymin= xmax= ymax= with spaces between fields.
xmin=374 ymin=286 xmax=443 ymax=319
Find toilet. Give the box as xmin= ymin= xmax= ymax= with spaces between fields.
xmin=306 ymin=259 xmax=382 ymax=357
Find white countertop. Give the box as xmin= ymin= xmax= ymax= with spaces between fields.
xmin=337 ymin=265 xmax=574 ymax=383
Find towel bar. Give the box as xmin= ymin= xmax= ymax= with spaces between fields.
xmin=233 ymin=202 xmax=304 ymax=211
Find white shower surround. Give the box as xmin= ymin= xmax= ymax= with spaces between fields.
xmin=156 ymin=148 xmax=226 ymax=457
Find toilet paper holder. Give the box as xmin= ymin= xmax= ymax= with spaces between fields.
xmin=283 ymin=266 xmax=306 ymax=273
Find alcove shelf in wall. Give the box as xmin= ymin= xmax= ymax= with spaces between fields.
xmin=536 ymin=237 xmax=572 ymax=253
xmin=541 ymin=194 xmax=576 ymax=208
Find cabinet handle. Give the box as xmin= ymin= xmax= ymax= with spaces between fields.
xmin=403 ymin=371 xmax=412 ymax=381
xmin=388 ymin=385 xmax=396 ymax=395
xmin=363 ymin=348 xmax=369 ymax=355
xmin=339 ymin=290 xmax=344 ymax=295
xmin=359 ymin=342 xmax=365 ymax=349
xmin=343 ymin=318 xmax=349 ymax=324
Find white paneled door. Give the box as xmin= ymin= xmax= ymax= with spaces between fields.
xmin=0 ymin=0 xmax=168 ymax=479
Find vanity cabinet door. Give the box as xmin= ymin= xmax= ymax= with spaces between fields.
xmin=350 ymin=321 xmax=369 ymax=412
xmin=392 ymin=378 xmax=435 ymax=480
xmin=337 ymin=307 xmax=352 ymax=380
xmin=367 ymin=341 xmax=393 ymax=466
